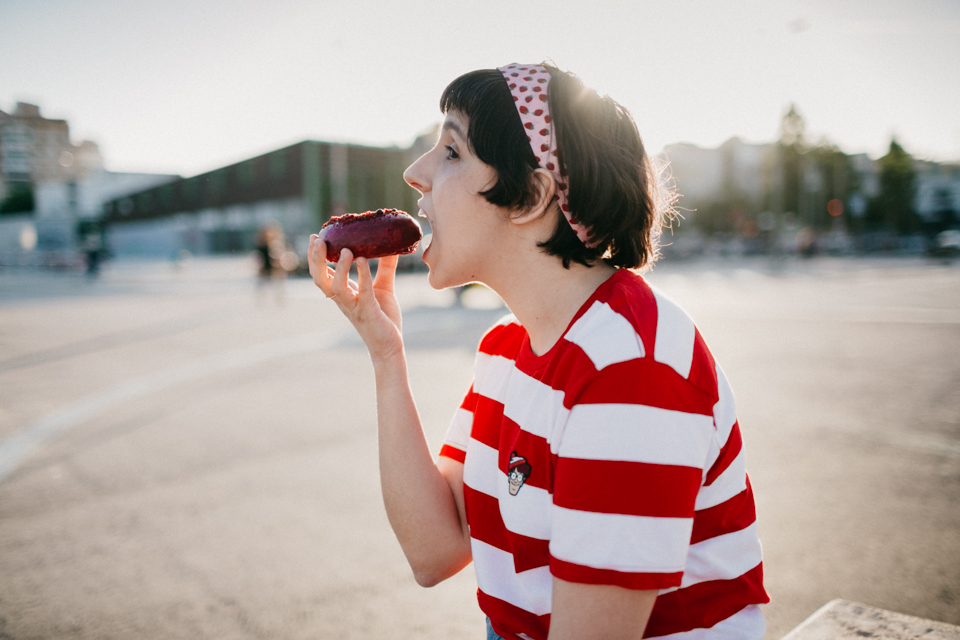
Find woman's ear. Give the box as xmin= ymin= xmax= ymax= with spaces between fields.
xmin=510 ymin=168 xmax=557 ymax=225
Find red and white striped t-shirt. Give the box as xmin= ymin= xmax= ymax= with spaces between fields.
xmin=439 ymin=269 xmax=769 ymax=640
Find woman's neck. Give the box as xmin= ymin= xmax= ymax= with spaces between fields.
xmin=491 ymin=255 xmax=616 ymax=356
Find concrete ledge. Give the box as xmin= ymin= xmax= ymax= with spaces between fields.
xmin=782 ymin=600 xmax=960 ymax=640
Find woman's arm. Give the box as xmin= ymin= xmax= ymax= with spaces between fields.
xmin=308 ymin=237 xmax=471 ymax=585
xmin=372 ymin=350 xmax=472 ymax=586
xmin=549 ymin=579 xmax=657 ymax=640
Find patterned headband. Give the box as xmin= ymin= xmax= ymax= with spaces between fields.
xmin=497 ymin=63 xmax=597 ymax=248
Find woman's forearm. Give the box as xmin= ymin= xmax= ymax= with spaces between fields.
xmin=372 ymin=351 xmax=471 ymax=586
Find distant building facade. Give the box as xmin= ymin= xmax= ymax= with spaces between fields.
xmin=0 ymin=102 xmax=177 ymax=258
xmin=662 ymin=137 xmax=960 ymax=241
xmin=0 ymin=102 xmax=105 ymax=212
xmin=663 ymin=137 xmax=776 ymax=214
xmin=1 ymin=103 xmax=86 ymax=184
xmin=103 ymin=140 xmax=420 ymax=258
xmin=914 ymin=160 xmax=960 ymax=230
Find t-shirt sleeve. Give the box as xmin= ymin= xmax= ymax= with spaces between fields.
xmin=548 ymin=363 xmax=717 ymax=590
xmin=438 ymin=383 xmax=478 ymax=464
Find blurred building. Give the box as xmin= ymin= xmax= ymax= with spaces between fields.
xmin=102 ymin=140 xmax=421 ymax=258
xmin=0 ymin=102 xmax=176 ymax=258
xmin=662 ymin=136 xmax=960 ymax=245
xmin=0 ymin=103 xmax=92 ymax=189
xmin=914 ymin=160 xmax=960 ymax=230
xmin=663 ymin=137 xmax=775 ymax=213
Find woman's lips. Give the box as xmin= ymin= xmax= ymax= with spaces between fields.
xmin=417 ymin=210 xmax=434 ymax=254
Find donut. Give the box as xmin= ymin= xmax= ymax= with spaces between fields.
xmin=318 ymin=209 xmax=422 ymax=263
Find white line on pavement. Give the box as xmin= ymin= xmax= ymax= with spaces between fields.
xmin=0 ymin=330 xmax=348 ymax=484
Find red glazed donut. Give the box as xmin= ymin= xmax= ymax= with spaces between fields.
xmin=318 ymin=209 xmax=422 ymax=263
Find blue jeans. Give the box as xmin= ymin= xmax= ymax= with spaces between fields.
xmin=486 ymin=617 xmax=506 ymax=640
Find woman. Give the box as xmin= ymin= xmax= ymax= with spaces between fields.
xmin=309 ymin=63 xmax=769 ymax=640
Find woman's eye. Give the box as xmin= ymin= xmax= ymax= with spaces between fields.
xmin=445 ymin=145 xmax=460 ymax=160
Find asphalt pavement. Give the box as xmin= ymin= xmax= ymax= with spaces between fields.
xmin=0 ymin=254 xmax=957 ymax=639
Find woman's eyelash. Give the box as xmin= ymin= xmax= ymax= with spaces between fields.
xmin=445 ymin=145 xmax=459 ymax=159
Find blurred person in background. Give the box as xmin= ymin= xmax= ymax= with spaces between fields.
xmin=255 ymin=221 xmax=289 ymax=305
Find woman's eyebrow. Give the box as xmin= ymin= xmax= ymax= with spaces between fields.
xmin=441 ymin=120 xmax=465 ymax=138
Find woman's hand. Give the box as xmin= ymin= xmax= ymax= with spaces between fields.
xmin=308 ymin=234 xmax=404 ymax=362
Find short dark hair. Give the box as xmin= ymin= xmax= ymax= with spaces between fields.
xmin=439 ymin=65 xmax=670 ymax=270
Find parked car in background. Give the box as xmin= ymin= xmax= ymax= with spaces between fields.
xmin=931 ymin=229 xmax=960 ymax=256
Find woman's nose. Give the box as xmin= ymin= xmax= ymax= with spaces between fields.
xmin=403 ymin=153 xmax=430 ymax=194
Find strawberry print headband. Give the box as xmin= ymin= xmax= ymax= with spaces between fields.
xmin=497 ymin=63 xmax=597 ymax=247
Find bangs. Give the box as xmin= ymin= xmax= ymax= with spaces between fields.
xmin=439 ymin=69 xmax=507 ymax=120
xmin=438 ymin=69 xmax=540 ymax=211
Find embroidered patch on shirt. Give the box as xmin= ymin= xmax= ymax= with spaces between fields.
xmin=507 ymin=452 xmax=532 ymax=496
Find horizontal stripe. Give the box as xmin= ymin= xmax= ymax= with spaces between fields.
xmin=478 ymin=316 xmax=526 ymax=356
xmin=503 ymin=368 xmax=569 ymax=444
xmin=550 ymin=506 xmax=692 ymax=573
xmin=497 ymin=465 xmax=553 ymax=540
xmin=472 ymin=538 xmax=553 ymax=616
xmin=565 ymin=301 xmax=645 ymax=369
xmin=560 ymin=403 xmax=715 ymax=468
xmin=466 ymin=487 xmax=551 ymax=574
xmin=681 ymin=522 xmax=764 ymax=588
xmin=516 ymin=345 xmax=599 ymax=411
xmin=445 ymin=407 xmax=474 ymax=451
xmin=493 ymin=313 xmax=521 ymax=329
xmin=647 ymin=563 xmax=769 ymax=638
xmin=438 ymin=444 xmax=465 ymax=463
xmin=713 ymin=364 xmax=738 ymax=438
xmin=685 ymin=329 xmax=719 ymax=398
xmin=471 ymin=395 xmax=506 ymax=450
xmin=554 ymin=458 xmax=701 ymax=517
xmin=651 ymin=604 xmax=765 ymax=640
xmin=653 ymin=288 xmax=696 ymax=379
xmin=464 ymin=484 xmax=510 ymax=551
xmin=460 ymin=382 xmax=479 ymax=411
xmin=478 ymin=590 xmax=550 ymax=640
xmin=550 ymin=556 xmax=683 ymax=590
xmin=690 ymin=480 xmax=756 ymax=545
xmin=575 ymin=359 xmax=717 ymax=416
xmin=474 ymin=353 xmax=516 ymax=405
xmin=464 ymin=438 xmax=500 ymax=498
xmin=506 ymin=532 xmax=552 ymax=576
xmin=459 ymin=385 xmax=480 ymax=411
xmin=696 ymin=449 xmax=746 ymax=510
xmin=705 ymin=421 xmax=742 ymax=486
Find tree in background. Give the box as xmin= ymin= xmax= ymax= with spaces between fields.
xmin=806 ymin=141 xmax=856 ymax=231
xmin=867 ymin=139 xmax=917 ymax=234
xmin=778 ymin=104 xmax=806 ymax=220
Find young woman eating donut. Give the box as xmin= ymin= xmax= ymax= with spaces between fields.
xmin=308 ymin=63 xmax=769 ymax=640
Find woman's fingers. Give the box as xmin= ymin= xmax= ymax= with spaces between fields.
xmin=374 ymin=254 xmax=398 ymax=290
xmin=330 ymin=247 xmax=356 ymax=300
xmin=308 ymin=236 xmax=337 ymax=296
xmin=356 ymin=257 xmax=374 ymax=296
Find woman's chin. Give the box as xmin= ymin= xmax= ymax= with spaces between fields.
xmin=425 ymin=265 xmax=462 ymax=292
xmin=426 ymin=268 xmax=452 ymax=291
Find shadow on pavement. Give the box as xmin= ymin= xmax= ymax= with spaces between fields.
xmin=335 ymin=304 xmax=509 ymax=352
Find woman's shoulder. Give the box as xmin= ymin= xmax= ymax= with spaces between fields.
xmin=578 ymin=269 xmax=660 ymax=343
xmin=570 ymin=269 xmax=720 ymax=397
xmin=600 ymin=269 xmax=698 ymax=347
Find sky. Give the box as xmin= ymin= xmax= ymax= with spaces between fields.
xmin=2 ymin=0 xmax=959 ymax=178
